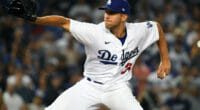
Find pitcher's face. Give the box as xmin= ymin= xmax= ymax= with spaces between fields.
xmin=104 ymin=10 xmax=127 ymax=29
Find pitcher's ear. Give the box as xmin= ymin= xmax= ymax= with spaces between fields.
xmin=121 ymin=14 xmax=128 ymax=22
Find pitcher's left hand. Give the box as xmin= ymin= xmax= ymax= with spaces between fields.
xmin=157 ymin=61 xmax=171 ymax=79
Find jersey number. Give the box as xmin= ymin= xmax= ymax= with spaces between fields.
xmin=121 ymin=63 xmax=132 ymax=74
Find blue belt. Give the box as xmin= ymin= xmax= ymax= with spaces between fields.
xmin=86 ymin=77 xmax=103 ymax=85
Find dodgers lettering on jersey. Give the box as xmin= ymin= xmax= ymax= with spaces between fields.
xmin=120 ymin=47 xmax=139 ymax=66
xmin=69 ymin=19 xmax=159 ymax=84
xmin=98 ymin=50 xmax=118 ymax=65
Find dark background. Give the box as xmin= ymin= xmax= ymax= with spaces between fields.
xmin=0 ymin=0 xmax=200 ymax=110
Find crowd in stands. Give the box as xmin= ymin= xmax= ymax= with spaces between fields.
xmin=0 ymin=0 xmax=200 ymax=110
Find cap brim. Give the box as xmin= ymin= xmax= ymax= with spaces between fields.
xmin=98 ymin=6 xmax=107 ymax=10
xmin=98 ymin=6 xmax=117 ymax=13
xmin=99 ymin=6 xmax=130 ymax=15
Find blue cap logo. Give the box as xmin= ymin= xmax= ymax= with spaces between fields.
xmin=99 ymin=0 xmax=131 ymax=15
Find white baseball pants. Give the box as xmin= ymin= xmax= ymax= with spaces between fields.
xmin=45 ymin=78 xmax=143 ymax=110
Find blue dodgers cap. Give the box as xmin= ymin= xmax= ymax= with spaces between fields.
xmin=99 ymin=0 xmax=131 ymax=15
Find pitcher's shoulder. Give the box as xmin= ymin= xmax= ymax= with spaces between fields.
xmin=97 ymin=22 xmax=105 ymax=29
xmin=127 ymin=21 xmax=157 ymax=29
xmin=97 ymin=22 xmax=110 ymax=32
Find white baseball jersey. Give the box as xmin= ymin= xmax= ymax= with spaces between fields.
xmin=45 ymin=20 xmax=159 ymax=110
xmin=70 ymin=19 xmax=159 ymax=84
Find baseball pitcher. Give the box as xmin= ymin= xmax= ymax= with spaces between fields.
xmin=6 ymin=0 xmax=171 ymax=110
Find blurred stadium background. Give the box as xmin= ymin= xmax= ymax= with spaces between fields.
xmin=0 ymin=0 xmax=200 ymax=110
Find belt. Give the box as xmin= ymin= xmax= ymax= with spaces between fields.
xmin=86 ymin=77 xmax=103 ymax=85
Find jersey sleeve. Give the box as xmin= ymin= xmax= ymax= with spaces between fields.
xmin=139 ymin=21 xmax=159 ymax=52
xmin=69 ymin=19 xmax=97 ymax=45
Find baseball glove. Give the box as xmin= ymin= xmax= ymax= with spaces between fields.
xmin=7 ymin=0 xmax=37 ymax=21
